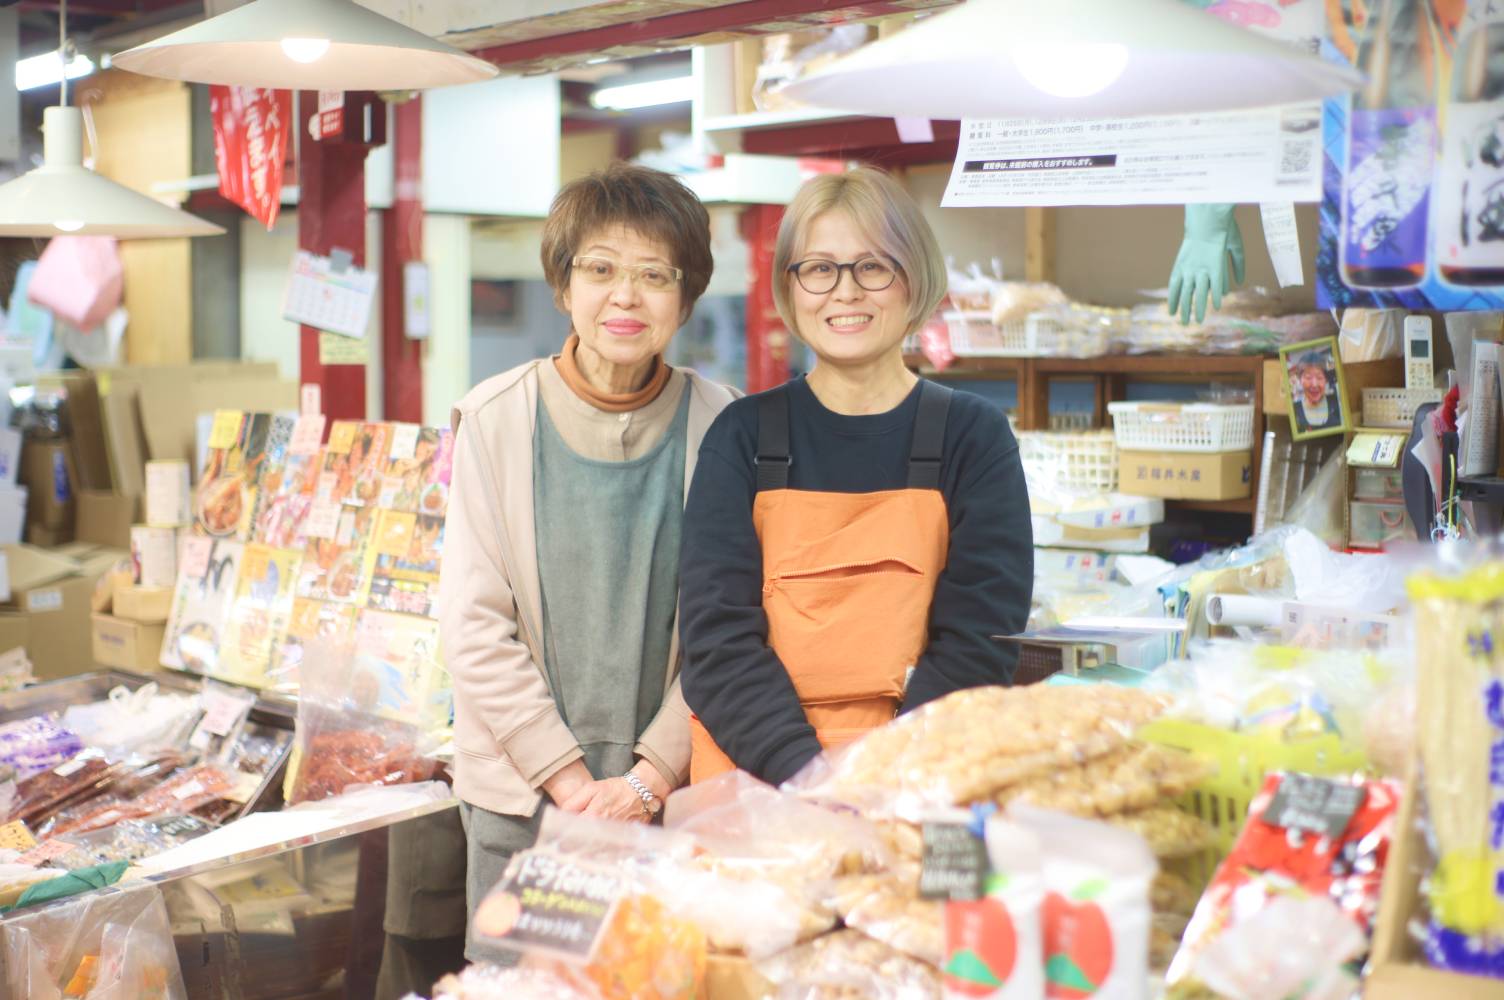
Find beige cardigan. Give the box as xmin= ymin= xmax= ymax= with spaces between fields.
xmin=439 ymin=357 xmax=738 ymax=816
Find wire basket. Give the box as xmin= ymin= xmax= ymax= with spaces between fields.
xmin=1017 ymin=430 xmax=1118 ymax=494
xmin=1361 ymin=387 xmax=1443 ymax=429
xmin=1107 ymin=401 xmax=1255 ymax=453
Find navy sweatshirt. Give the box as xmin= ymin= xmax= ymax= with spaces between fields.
xmin=678 ymin=377 xmax=1034 ymax=786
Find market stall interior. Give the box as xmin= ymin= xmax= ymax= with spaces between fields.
xmin=0 ymin=0 xmax=1496 ymax=998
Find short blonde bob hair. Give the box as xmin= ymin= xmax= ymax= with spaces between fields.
xmin=773 ymin=167 xmax=947 ymax=340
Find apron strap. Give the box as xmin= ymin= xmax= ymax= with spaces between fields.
xmin=907 ymin=381 xmax=953 ymax=489
xmin=755 ymin=391 xmax=792 ymax=491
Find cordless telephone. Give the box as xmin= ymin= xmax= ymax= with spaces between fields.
xmin=1404 ymin=315 xmax=1434 ymax=391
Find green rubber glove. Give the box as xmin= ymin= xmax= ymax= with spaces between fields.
xmin=1167 ymin=203 xmax=1246 ymax=325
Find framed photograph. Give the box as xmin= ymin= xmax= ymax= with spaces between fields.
xmin=1279 ymin=336 xmax=1351 ymax=441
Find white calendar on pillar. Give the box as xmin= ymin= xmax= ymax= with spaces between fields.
xmin=282 ymin=249 xmax=378 ymax=339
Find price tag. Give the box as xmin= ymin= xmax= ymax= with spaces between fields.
xmin=388 ymin=423 xmax=420 ymax=462
xmin=0 ymin=821 xmax=36 ymax=851
xmin=289 ymin=415 xmax=327 ymax=456
xmin=304 ymin=501 xmax=341 ymax=540
xmin=207 ymin=410 xmax=244 ymax=450
xmin=475 ymin=850 xmax=624 ymax=961
xmin=180 ymin=537 xmax=213 ymax=579
xmin=16 ymin=838 xmax=80 ymax=867
xmin=53 ymin=758 xmax=87 ymax=778
xmin=1264 ymin=774 xmax=1367 ymax=838
xmin=375 ymin=511 xmax=416 ymax=557
xmin=919 ymin=821 xmax=988 ymax=901
xmin=173 ymin=779 xmax=206 ymax=801
xmin=25 ymin=589 xmax=62 ymax=613
xmin=157 ymin=816 xmax=211 ymax=839
xmin=326 ymin=421 xmax=358 ymax=455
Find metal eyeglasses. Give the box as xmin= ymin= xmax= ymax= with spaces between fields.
xmin=786 ymin=256 xmax=901 ymax=294
xmin=572 ymin=255 xmax=683 ymax=291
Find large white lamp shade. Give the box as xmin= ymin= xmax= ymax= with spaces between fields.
xmin=111 ymin=0 xmax=499 ymax=91
xmin=0 ymin=107 xmax=224 ymax=238
xmin=781 ymin=0 xmax=1364 ymax=119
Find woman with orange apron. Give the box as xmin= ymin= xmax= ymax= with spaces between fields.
xmin=679 ymin=168 xmax=1034 ymax=786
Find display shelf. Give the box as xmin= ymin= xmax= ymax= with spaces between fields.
xmin=903 ymin=354 xmax=1024 ymax=376
xmin=1170 ymin=497 xmax=1258 ymax=515
xmin=700 ymin=107 xmax=859 ymax=135
xmin=1460 ymin=476 xmax=1504 ymax=504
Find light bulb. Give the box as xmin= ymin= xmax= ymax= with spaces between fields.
xmin=281 ymin=37 xmax=331 ymax=63
xmin=1012 ymin=42 xmax=1130 ymax=99
xmin=53 ymin=220 xmax=85 ymax=232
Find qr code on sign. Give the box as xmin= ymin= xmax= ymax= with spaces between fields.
xmin=1280 ymin=140 xmax=1312 ymax=177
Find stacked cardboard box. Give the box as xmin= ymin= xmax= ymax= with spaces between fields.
xmin=0 ymin=542 xmax=125 ymax=680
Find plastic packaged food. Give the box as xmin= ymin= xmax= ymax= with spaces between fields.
xmin=994 ymin=743 xmax=1211 ymax=819
xmin=1104 ymin=807 xmax=1217 ymax=860
xmin=60 ymin=685 xmax=201 ymax=757
xmin=0 ymin=715 xmax=82 ymax=782
xmin=758 ymin=929 xmax=942 ymax=999
xmin=942 ymin=818 xmax=1045 ymax=1000
xmin=51 ymin=763 xmax=238 ymax=836
xmin=432 ymin=964 xmax=604 ymax=1000
xmin=1012 ymin=805 xmax=1156 ymax=1000
xmin=60 ymin=814 xmax=215 ymax=866
xmin=789 ymin=686 xmax=1170 ymax=819
xmin=8 ymin=752 xmax=122 ymax=828
xmin=828 ymin=872 xmax=941 ymax=967
xmin=1166 ymin=773 xmax=1400 ymax=996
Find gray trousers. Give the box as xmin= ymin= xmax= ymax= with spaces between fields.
xmin=458 ymin=801 xmax=544 ymax=964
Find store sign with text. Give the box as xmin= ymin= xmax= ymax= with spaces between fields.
xmin=210 ymin=85 xmax=291 ymax=231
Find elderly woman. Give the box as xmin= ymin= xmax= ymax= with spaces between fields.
xmin=679 ymin=167 xmax=1034 ymax=785
xmin=438 ymin=162 xmax=737 ymax=957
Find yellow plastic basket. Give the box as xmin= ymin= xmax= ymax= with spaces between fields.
xmin=1140 ymin=717 xmax=1371 ymax=884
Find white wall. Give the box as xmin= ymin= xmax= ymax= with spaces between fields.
xmin=238 ymin=211 xmax=384 ymax=419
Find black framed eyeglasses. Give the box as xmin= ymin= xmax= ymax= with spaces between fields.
xmin=787 ymin=256 xmax=901 ymax=295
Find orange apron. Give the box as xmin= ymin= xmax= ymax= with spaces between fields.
xmin=689 ymin=381 xmax=952 ymax=783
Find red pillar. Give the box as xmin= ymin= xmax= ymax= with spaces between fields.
xmin=381 ymin=97 xmax=424 ymax=425
xmin=740 ymin=203 xmax=790 ymax=394
xmin=298 ymin=91 xmax=373 ymax=423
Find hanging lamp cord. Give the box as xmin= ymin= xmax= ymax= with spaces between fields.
xmin=59 ymin=0 xmax=68 ymax=106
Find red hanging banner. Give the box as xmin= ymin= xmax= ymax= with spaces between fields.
xmin=210 ymin=85 xmax=292 ymax=230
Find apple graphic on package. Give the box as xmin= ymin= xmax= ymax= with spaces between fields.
xmin=943 ymin=896 xmax=1017 ymax=995
xmin=1044 ymin=879 xmax=1115 ymax=999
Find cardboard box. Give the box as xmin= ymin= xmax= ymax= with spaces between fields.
xmin=113 ymin=584 xmax=172 ymax=624
xmin=19 ymin=440 xmax=76 ymax=532
xmin=91 ymin=613 xmax=165 ymax=671
xmin=2 ymin=543 xmax=116 ymax=681
xmin=77 ymin=490 xmax=139 ymax=550
xmin=0 ymin=427 xmax=21 ymax=486
xmin=1117 ymin=450 xmax=1252 ymax=501
xmin=35 ymin=372 xmax=110 ymax=491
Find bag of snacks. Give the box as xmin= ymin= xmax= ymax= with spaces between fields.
xmin=1165 ymin=773 xmax=1400 ymax=997
xmin=432 ymin=964 xmax=604 ymax=1000
xmin=788 ymin=686 xmax=1169 ymax=820
xmin=993 ymin=743 xmax=1212 ymax=819
xmin=758 ymin=929 xmax=941 ymax=999
xmin=939 ymin=818 xmax=1046 ymax=1000
xmin=1011 ymin=805 xmax=1157 ymax=1000
xmin=0 ymin=715 xmax=82 ymax=782
xmin=1 ymin=883 xmax=187 ymax=1000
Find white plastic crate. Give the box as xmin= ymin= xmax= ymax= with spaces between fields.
xmin=1107 ymin=401 xmax=1255 ymax=453
xmin=1361 ymin=387 xmax=1443 ymax=429
xmin=1017 ymin=431 xmax=1118 ymax=494
xmin=943 ymin=310 xmax=1034 ymax=356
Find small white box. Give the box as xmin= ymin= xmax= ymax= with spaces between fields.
xmin=145 ymin=460 xmax=192 ymax=527
xmin=0 ymin=428 xmax=22 ymax=486
xmin=0 ymin=486 xmax=27 ymax=546
xmin=130 ymin=524 xmax=178 ymax=587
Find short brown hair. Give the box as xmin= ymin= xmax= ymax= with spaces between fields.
xmin=541 ymin=162 xmax=713 ymax=317
xmin=773 ymin=167 xmax=946 ymax=339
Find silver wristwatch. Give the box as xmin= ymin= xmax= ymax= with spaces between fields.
xmin=622 ymin=772 xmax=660 ymax=817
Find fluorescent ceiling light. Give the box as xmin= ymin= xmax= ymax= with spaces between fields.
xmin=0 ymin=107 xmax=224 ymax=238
xmin=111 ymin=0 xmax=498 ymax=91
xmin=591 ymin=76 xmax=694 ymax=111
xmin=780 ymin=0 xmax=1364 ymax=118
xmin=15 ymin=51 xmax=94 ymax=92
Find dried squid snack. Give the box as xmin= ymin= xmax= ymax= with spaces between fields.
xmin=758 ymin=929 xmax=942 ymax=1000
xmin=994 ymin=743 xmax=1213 ymax=818
xmin=789 ymin=685 xmax=1170 ymax=819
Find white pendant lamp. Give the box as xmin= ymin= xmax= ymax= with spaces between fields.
xmin=780 ymin=0 xmax=1365 ymax=119
xmin=111 ymin=0 xmax=499 ymax=91
xmin=0 ymin=0 xmax=223 ymax=238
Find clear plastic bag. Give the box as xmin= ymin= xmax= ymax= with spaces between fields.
xmin=826 ymin=872 xmax=941 ymax=967
xmin=1 ymin=883 xmax=187 ymax=1000
xmin=786 ymin=685 xmax=1170 ymax=820
xmin=432 ymin=964 xmax=604 ymax=1000
xmin=757 ymin=929 xmax=941 ymax=999
xmin=993 ymin=743 xmax=1213 ymax=819
xmin=991 ymin=281 xmax=1068 ymax=327
xmin=61 ymin=685 xmax=201 ymax=758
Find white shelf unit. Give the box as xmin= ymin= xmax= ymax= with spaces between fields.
xmin=692 ymin=43 xmax=857 ymax=156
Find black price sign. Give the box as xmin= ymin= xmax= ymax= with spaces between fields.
xmin=919 ymin=821 xmax=988 ymax=901
xmin=1264 ymin=774 xmax=1367 ymax=838
xmin=474 ymin=850 xmax=624 ymax=960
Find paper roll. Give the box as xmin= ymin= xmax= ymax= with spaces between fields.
xmin=1206 ymin=594 xmax=1282 ymax=628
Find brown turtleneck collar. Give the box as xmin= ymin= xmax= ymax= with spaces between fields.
xmin=553 ymin=333 xmax=671 ymax=413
